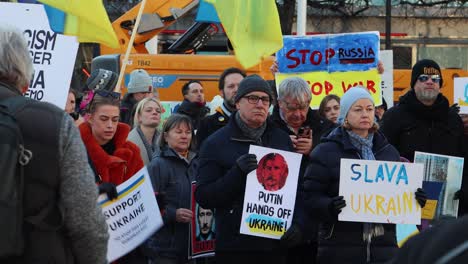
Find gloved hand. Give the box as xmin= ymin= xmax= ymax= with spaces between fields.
xmin=453 ymin=189 xmax=464 ymax=200
xmin=236 ymin=154 xmax=258 ymax=175
xmin=328 ymin=196 xmax=346 ymax=216
xmin=450 ymin=103 xmax=460 ymax=114
xmin=98 ymin=182 xmax=118 ymax=200
xmin=415 ymin=188 xmax=427 ymax=208
xmin=280 ymin=224 xmax=303 ymax=248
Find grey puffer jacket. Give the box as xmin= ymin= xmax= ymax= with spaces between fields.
xmin=143 ymin=147 xmax=196 ymax=262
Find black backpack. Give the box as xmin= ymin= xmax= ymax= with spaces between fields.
xmin=0 ymin=96 xmax=33 ymax=257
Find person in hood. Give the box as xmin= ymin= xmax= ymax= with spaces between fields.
xmin=381 ymin=59 xmax=468 ymax=216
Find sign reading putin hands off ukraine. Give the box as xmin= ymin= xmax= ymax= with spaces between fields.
xmin=240 ymin=146 xmax=302 ymax=239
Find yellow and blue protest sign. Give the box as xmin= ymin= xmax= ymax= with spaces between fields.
xmin=338 ymin=159 xmax=424 ymax=225
xmin=276 ymin=32 xmax=382 ymax=108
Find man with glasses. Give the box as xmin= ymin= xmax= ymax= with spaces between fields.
xmin=381 ymin=59 xmax=467 ymax=215
xmin=270 ymin=77 xmax=334 ymax=263
xmin=195 ymin=75 xmax=303 ymax=263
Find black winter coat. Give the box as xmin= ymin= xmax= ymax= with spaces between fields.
xmin=303 ymin=127 xmax=400 ymax=264
xmin=196 ymin=106 xmax=230 ymax=150
xmin=381 ymin=90 xmax=468 ymax=215
xmin=176 ymin=99 xmax=210 ymax=131
xmin=143 ymin=147 xmax=196 ymax=261
xmin=195 ymin=117 xmax=302 ymax=253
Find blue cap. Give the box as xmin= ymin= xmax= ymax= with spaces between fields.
xmin=338 ymin=86 xmax=374 ymax=125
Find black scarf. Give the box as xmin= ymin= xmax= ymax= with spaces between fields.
xmin=400 ymin=90 xmax=450 ymax=121
xmin=234 ymin=112 xmax=266 ymax=145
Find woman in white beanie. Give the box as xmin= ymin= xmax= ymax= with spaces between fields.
xmin=302 ymin=86 xmax=427 ymax=264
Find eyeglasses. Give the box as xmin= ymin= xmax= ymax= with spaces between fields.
xmin=417 ymin=74 xmax=441 ymax=83
xmin=95 ymin=89 xmax=121 ymax=99
xmin=281 ymin=101 xmax=309 ymax=111
xmin=243 ymin=95 xmax=270 ymax=105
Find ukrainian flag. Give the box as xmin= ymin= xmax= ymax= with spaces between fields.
xmin=207 ymin=0 xmax=283 ymax=68
xmin=36 ymin=0 xmax=118 ymax=48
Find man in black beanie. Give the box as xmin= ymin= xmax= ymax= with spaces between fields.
xmin=195 ymin=74 xmax=304 ymax=264
xmin=381 ymin=59 xmax=468 ymax=216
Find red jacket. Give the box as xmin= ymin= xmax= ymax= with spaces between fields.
xmin=79 ymin=122 xmax=144 ymax=185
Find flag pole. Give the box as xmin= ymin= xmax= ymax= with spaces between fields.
xmin=114 ymin=0 xmax=148 ymax=93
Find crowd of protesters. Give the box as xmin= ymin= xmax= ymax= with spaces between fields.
xmin=1 ymin=26 xmax=468 ymax=264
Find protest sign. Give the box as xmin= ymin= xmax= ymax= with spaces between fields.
xmin=454 ymin=77 xmax=468 ymax=114
xmin=380 ymin=50 xmax=394 ymax=108
xmin=99 ymin=167 xmax=163 ymax=262
xmin=191 ymin=183 xmax=215 ymax=258
xmin=240 ymin=146 xmax=302 ymax=239
xmin=339 ymin=159 xmax=424 ymax=224
xmin=0 ymin=2 xmax=79 ymax=109
xmin=421 ymin=181 xmax=444 ymax=220
xmin=275 ymin=32 xmax=381 ymax=108
xmin=414 ymin=151 xmax=464 ymax=218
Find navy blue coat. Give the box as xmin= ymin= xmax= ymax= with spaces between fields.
xmin=303 ymin=127 xmax=400 ymax=264
xmin=143 ymin=147 xmax=196 ymax=261
xmin=195 ymin=117 xmax=302 ymax=253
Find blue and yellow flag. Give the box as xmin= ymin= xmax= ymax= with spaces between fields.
xmin=207 ymin=0 xmax=283 ymax=68
xmin=38 ymin=0 xmax=118 ymax=48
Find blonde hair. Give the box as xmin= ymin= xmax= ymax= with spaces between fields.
xmin=133 ymin=97 xmax=162 ymax=127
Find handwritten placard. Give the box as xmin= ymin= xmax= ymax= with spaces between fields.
xmin=339 ymin=159 xmax=423 ymax=224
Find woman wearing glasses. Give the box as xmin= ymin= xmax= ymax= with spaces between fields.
xmin=128 ymin=97 xmax=163 ymax=165
xmin=303 ymin=87 xmax=427 ymax=264
xmin=79 ymin=88 xmax=144 ymax=199
xmin=143 ymin=114 xmax=196 ymax=264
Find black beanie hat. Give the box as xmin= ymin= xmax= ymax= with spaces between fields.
xmin=410 ymin=59 xmax=443 ymax=89
xmin=235 ymin=74 xmax=273 ymax=103
xmin=86 ymin=69 xmax=118 ymax=91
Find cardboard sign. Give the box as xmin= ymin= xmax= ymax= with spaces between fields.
xmin=240 ymin=146 xmax=302 ymax=239
xmin=454 ymin=77 xmax=468 ymax=114
xmin=276 ymin=69 xmax=381 ymax=109
xmin=0 ymin=2 xmax=78 ymax=109
xmin=275 ymin=32 xmax=381 ymax=108
xmin=191 ymin=183 xmax=215 ymax=258
xmin=277 ymin=32 xmax=379 ymax=73
xmin=414 ymin=151 xmax=464 ymax=218
xmin=99 ymin=167 xmax=163 ymax=262
xmin=339 ymin=159 xmax=424 ymax=224
xmin=380 ymin=50 xmax=394 ymax=108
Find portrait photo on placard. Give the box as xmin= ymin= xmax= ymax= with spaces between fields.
xmin=256 ymin=153 xmax=289 ymax=192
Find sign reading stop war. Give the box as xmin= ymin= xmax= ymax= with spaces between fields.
xmin=338 ymin=159 xmax=423 ymax=225
xmin=275 ymin=31 xmax=381 ymax=108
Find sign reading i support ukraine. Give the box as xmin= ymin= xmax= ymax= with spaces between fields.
xmin=240 ymin=146 xmax=302 ymax=240
xmin=99 ymin=167 xmax=163 ymax=262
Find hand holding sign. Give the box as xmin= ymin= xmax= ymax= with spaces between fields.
xmin=415 ymin=188 xmax=427 ymax=208
xmin=176 ymin=208 xmax=193 ymax=223
xmin=236 ymin=154 xmax=258 ymax=175
xmin=329 ymin=196 xmax=346 ymax=216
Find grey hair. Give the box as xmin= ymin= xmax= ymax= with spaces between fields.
xmin=277 ymin=77 xmax=312 ymax=105
xmin=0 ymin=26 xmax=34 ymax=89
